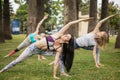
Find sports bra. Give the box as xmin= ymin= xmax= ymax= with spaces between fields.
xmin=29 ymin=33 xmax=37 ymax=43
xmin=46 ymin=36 xmax=62 ymax=51
xmin=46 ymin=36 xmax=55 ymax=50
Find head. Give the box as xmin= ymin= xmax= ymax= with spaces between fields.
xmin=95 ymin=31 xmax=108 ymax=49
xmin=60 ymin=34 xmax=72 ymax=44
xmin=37 ymin=33 xmax=46 ymax=39
xmin=40 ymin=33 xmax=46 ymax=38
xmin=61 ymin=34 xmax=74 ymax=72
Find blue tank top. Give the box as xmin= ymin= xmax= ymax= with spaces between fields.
xmin=29 ymin=33 xmax=37 ymax=43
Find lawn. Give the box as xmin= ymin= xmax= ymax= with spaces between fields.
xmin=0 ymin=34 xmax=120 ymax=80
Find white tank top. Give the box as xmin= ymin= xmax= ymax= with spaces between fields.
xmin=76 ymin=33 xmax=97 ymax=47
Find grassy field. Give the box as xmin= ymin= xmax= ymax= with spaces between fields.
xmin=0 ymin=34 xmax=120 ymax=80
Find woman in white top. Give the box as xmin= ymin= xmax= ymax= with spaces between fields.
xmin=75 ymin=14 xmax=115 ymax=67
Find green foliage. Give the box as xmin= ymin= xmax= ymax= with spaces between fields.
xmin=0 ymin=35 xmax=120 ymax=80
xmin=14 ymin=0 xmax=26 ymax=5
xmin=10 ymin=1 xmax=28 ymax=33
xmin=108 ymin=1 xmax=120 ymax=31
xmin=98 ymin=1 xmax=120 ymax=34
xmin=109 ymin=2 xmax=120 ymax=35
xmin=79 ymin=0 xmax=90 ymax=15
xmin=16 ymin=4 xmax=28 ymax=21
xmin=44 ymin=0 xmax=64 ymax=31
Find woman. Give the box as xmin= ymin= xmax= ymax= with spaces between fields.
xmin=4 ymin=15 xmax=48 ymax=60
xmin=0 ymin=18 xmax=93 ymax=79
xmin=49 ymin=14 xmax=116 ymax=76
xmin=74 ymin=14 xmax=115 ymax=68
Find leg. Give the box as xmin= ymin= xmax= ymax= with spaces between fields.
xmin=59 ymin=57 xmax=70 ymax=77
xmin=0 ymin=48 xmax=30 ymax=73
xmin=4 ymin=37 xmax=30 ymax=57
xmin=16 ymin=37 xmax=30 ymax=50
xmin=1 ymin=43 xmax=39 ymax=73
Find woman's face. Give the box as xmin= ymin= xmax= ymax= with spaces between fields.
xmin=61 ymin=34 xmax=72 ymax=43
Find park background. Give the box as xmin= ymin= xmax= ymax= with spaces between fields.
xmin=0 ymin=0 xmax=120 ymax=80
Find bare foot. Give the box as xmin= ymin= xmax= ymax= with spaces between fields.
xmin=4 ymin=55 xmax=9 ymax=58
xmin=98 ymin=64 xmax=104 ymax=67
xmin=60 ymin=72 xmax=71 ymax=77
xmin=53 ymin=76 xmax=60 ymax=79
xmin=0 ymin=69 xmax=4 ymax=73
xmin=96 ymin=64 xmax=100 ymax=68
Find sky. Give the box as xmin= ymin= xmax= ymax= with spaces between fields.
xmin=10 ymin=0 xmax=120 ymax=13
xmin=10 ymin=0 xmax=19 ymax=13
xmin=98 ymin=0 xmax=120 ymax=7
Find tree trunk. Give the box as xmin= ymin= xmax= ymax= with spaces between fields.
xmin=36 ymin=0 xmax=45 ymax=33
xmin=0 ymin=0 xmax=5 ymax=43
xmin=88 ymin=0 xmax=97 ymax=33
xmin=64 ymin=0 xmax=78 ymax=37
xmin=100 ymin=0 xmax=108 ymax=32
xmin=3 ymin=0 xmax=12 ymax=40
xmin=101 ymin=0 xmax=109 ymax=42
xmin=115 ymin=28 xmax=120 ymax=48
xmin=27 ymin=0 xmax=44 ymax=34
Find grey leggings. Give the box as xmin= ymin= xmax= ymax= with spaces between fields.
xmin=1 ymin=43 xmax=65 ymax=73
xmin=1 ymin=43 xmax=42 ymax=72
xmin=17 ymin=37 xmax=31 ymax=50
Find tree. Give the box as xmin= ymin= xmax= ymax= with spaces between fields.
xmin=64 ymin=0 xmax=78 ymax=37
xmin=3 ymin=0 xmax=12 ymax=40
xmin=0 ymin=0 xmax=5 ymax=43
xmin=115 ymin=27 xmax=120 ymax=48
xmin=44 ymin=0 xmax=64 ymax=31
xmin=14 ymin=0 xmax=28 ymax=33
xmin=100 ymin=0 xmax=108 ymax=32
xmin=79 ymin=0 xmax=89 ymax=15
xmin=88 ymin=0 xmax=97 ymax=33
xmin=103 ymin=1 xmax=120 ymax=48
xmin=108 ymin=1 xmax=120 ymax=35
xmin=27 ymin=0 xmax=44 ymax=34
xmin=16 ymin=4 xmax=28 ymax=33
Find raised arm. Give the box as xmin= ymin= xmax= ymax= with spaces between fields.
xmin=34 ymin=15 xmax=48 ymax=34
xmin=57 ymin=17 xmax=93 ymax=36
xmin=93 ymin=14 xmax=116 ymax=32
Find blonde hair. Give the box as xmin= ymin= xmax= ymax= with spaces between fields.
xmin=40 ymin=33 xmax=46 ymax=37
xmin=95 ymin=32 xmax=108 ymax=49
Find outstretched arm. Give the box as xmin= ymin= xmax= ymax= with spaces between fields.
xmin=93 ymin=14 xmax=116 ymax=32
xmin=34 ymin=15 xmax=48 ymax=34
xmin=93 ymin=45 xmax=99 ymax=68
xmin=57 ymin=17 xmax=93 ymax=36
xmin=53 ymin=47 xmax=62 ymax=79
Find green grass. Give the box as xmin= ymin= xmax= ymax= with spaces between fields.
xmin=0 ymin=35 xmax=120 ymax=80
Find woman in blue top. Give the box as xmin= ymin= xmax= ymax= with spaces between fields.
xmin=0 ymin=18 xmax=93 ymax=79
xmin=4 ymin=15 xmax=48 ymax=60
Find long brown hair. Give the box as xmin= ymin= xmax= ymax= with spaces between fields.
xmin=95 ymin=32 xmax=108 ymax=49
xmin=61 ymin=35 xmax=74 ymax=72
